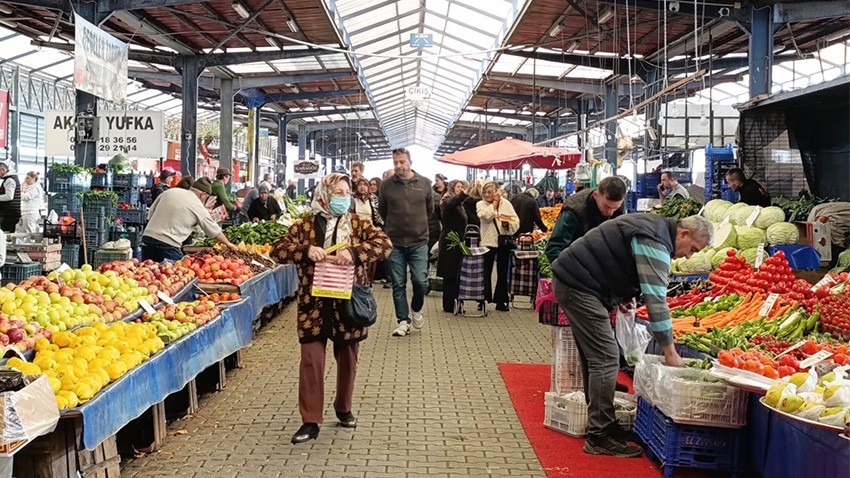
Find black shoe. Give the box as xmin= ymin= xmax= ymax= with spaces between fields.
xmin=603 ymin=422 xmax=633 ymax=443
xmin=615 ymin=381 xmax=629 ymax=393
xmin=495 ymin=303 xmax=509 ymax=312
xmin=336 ymin=411 xmax=357 ymax=428
xmin=291 ymin=423 xmax=320 ymax=444
xmin=583 ymin=434 xmax=643 ymax=458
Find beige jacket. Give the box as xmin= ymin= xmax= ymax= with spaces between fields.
xmin=477 ymin=199 xmax=520 ymax=248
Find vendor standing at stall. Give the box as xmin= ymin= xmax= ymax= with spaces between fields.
xmin=247 ymin=184 xmax=282 ymax=222
xmin=142 ymin=177 xmax=236 ymax=261
xmin=551 ymin=214 xmax=711 ymax=457
xmin=725 ymin=168 xmax=771 ymax=207
xmin=212 ymin=168 xmax=238 ymax=216
xmin=657 ymin=172 xmax=690 ymax=201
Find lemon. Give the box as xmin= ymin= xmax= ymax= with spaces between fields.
xmin=34 ymin=337 xmax=53 ymax=352
xmin=54 ymin=349 xmax=76 ymax=363
xmin=57 ymin=390 xmax=79 ymax=408
xmin=16 ymin=362 xmax=41 ymax=375
xmin=99 ymin=346 xmax=120 ymax=361
xmin=88 ymin=358 xmax=110 ymax=370
xmin=59 ymin=374 xmax=78 ymax=391
xmin=48 ymin=376 xmax=62 ymax=394
xmin=92 ymin=368 xmax=110 ymax=387
xmin=75 ymin=346 xmax=97 ymax=362
xmin=33 ymin=356 xmax=58 ymax=371
xmin=6 ymin=357 xmax=24 ymax=369
xmin=52 ymin=331 xmax=75 ymax=348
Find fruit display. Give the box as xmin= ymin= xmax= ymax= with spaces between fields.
xmin=6 ymin=322 xmax=165 ymax=409
xmin=178 ymin=254 xmax=254 ymax=285
xmin=206 ymin=292 xmax=241 ymax=303
xmin=671 ymin=294 xmax=744 ymax=319
xmin=215 ymin=242 xmax=272 ymax=256
xmin=708 ymin=249 xmax=799 ymax=296
xmin=140 ymin=300 xmax=219 ymax=343
xmin=209 ymin=249 xmax=276 ymax=270
xmin=764 ymin=369 xmax=850 ymax=430
xmin=818 ymin=288 xmax=850 ymax=341
xmin=539 ymin=207 xmax=558 ymax=230
xmin=97 ymin=259 xmax=195 ymax=297
xmin=48 ymin=265 xmax=154 ymax=317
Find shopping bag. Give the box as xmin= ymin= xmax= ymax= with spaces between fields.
xmin=311 ymin=261 xmax=355 ymax=299
xmin=615 ymin=306 xmax=651 ymax=366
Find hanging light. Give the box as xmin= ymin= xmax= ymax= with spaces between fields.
xmin=597 ymin=7 xmax=615 ymax=24
xmin=0 ymin=5 xmax=12 ymax=15
xmin=287 ymin=19 xmax=298 ymax=33
xmin=232 ymin=2 xmax=250 ymax=19
xmin=699 ymin=105 xmax=709 ymax=126
xmin=548 ymin=23 xmax=563 ymax=37
xmin=265 ymin=37 xmax=279 ymax=48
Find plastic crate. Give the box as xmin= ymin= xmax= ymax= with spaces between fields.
xmin=47 ymin=171 xmax=87 ymax=193
xmin=538 ymin=300 xmax=569 ymax=326
xmin=118 ymin=191 xmax=141 ymax=206
xmin=635 ymin=172 xmax=662 ymax=199
xmin=544 ymin=391 xmax=636 ymax=438
xmin=112 ymin=173 xmax=140 ymax=190
xmin=61 ymin=244 xmax=80 ymax=268
xmin=551 ymin=326 xmax=583 ymax=394
xmin=0 ymin=262 xmax=42 ymax=285
xmin=767 ymin=245 xmax=821 ymax=271
xmin=84 ymin=230 xmax=106 ymax=248
xmin=116 ymin=208 xmax=147 ymax=225
xmin=83 ymin=194 xmax=117 ymax=211
xmin=71 ymin=210 xmax=108 ymax=231
xmin=47 ymin=193 xmax=82 ymax=213
xmin=90 ymin=172 xmax=112 ymax=188
xmin=44 ymin=222 xmax=82 ymax=239
xmin=109 ymin=228 xmax=143 ymax=249
xmin=92 ymin=249 xmax=132 ymax=269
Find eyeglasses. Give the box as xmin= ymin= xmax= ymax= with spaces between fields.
xmin=392 ymin=148 xmax=409 ymax=156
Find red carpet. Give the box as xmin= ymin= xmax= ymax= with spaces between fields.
xmin=498 ymin=363 xmax=724 ymax=478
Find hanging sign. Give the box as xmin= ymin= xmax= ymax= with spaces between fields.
xmin=405 ymin=86 xmax=431 ymax=100
xmin=292 ymin=159 xmax=322 ymax=179
xmin=0 ymin=90 xmax=8 ymax=149
xmin=74 ymin=13 xmax=129 ymax=104
xmin=44 ymin=110 xmax=163 ymax=157
xmin=409 ymin=33 xmax=433 ymax=48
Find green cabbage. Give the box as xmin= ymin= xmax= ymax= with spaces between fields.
xmin=680 ymin=252 xmax=712 ymax=273
xmin=726 ymin=202 xmax=747 ymax=218
xmin=736 ymin=226 xmax=767 ymax=250
xmin=732 ymin=205 xmax=758 ymax=225
xmin=704 ymin=199 xmax=733 ymax=222
xmin=754 ymin=206 xmax=786 ymax=230
xmin=765 ymin=222 xmax=800 ymax=246
xmin=670 ymin=258 xmax=681 ymax=274
xmin=741 ymin=247 xmax=759 ymax=267
xmin=712 ymin=223 xmax=737 ymax=249
xmin=711 ymin=247 xmax=736 ymax=268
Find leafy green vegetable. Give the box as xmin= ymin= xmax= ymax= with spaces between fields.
xmin=536 ymin=237 xmax=551 ymax=278
xmin=221 ymin=220 xmax=289 ymax=245
xmin=50 ymin=163 xmax=88 ymax=175
xmin=654 ymin=197 xmax=702 ymax=219
xmin=446 ymin=231 xmax=471 ymax=255
xmin=736 ymin=226 xmax=766 ymax=250
xmin=765 ymin=222 xmax=799 ymax=246
xmin=772 ymin=191 xmax=837 ymax=222
xmin=753 ymin=206 xmax=786 ymax=229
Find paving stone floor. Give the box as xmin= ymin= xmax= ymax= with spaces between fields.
xmin=122 ymin=285 xmax=552 ymax=478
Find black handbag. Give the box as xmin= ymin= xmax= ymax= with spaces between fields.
xmin=494 ymin=218 xmax=516 ymax=249
xmin=344 ymin=283 xmax=377 ymax=327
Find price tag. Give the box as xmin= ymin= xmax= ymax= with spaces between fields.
xmin=775 ymin=339 xmax=806 ymax=358
xmin=156 ymin=291 xmax=175 ymax=305
xmin=720 ymin=215 xmax=730 ymax=227
xmin=836 ymin=365 xmax=850 ymax=375
xmin=139 ymin=299 xmax=156 ymax=315
xmin=56 ymin=263 xmax=71 ymax=274
xmin=2 ymin=345 xmax=26 ymax=361
xmin=251 ymin=259 xmax=268 ymax=269
xmin=15 ymin=252 xmax=32 ymax=263
xmin=758 ymin=293 xmax=779 ymax=317
xmin=697 ymin=204 xmax=706 ymax=217
xmin=799 ymin=350 xmax=833 ymax=369
xmin=811 ymin=275 xmax=837 ymax=291
xmin=745 ymin=206 xmax=761 ymax=227
xmin=755 ymin=243 xmax=766 ymax=268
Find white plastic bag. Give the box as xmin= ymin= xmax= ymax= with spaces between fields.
xmin=615 ymin=307 xmax=651 ymax=366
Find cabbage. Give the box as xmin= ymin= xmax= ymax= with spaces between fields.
xmin=670 ymin=258 xmax=681 ymax=274
xmin=754 ymin=206 xmax=786 ymax=230
xmin=732 ymin=205 xmax=758 ymax=225
xmin=704 ymin=199 xmax=733 ymax=222
xmin=741 ymin=247 xmax=759 ymax=266
xmin=712 ymin=223 xmax=737 ymax=249
xmin=726 ymin=202 xmax=747 ymax=218
xmin=711 ymin=247 xmax=736 ymax=268
xmin=765 ymin=222 xmax=800 ymax=246
xmin=680 ymin=252 xmax=711 ymax=273
xmin=736 ymin=226 xmax=766 ymax=250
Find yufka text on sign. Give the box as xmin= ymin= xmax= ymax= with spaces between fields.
xmin=44 ymin=110 xmax=163 ymax=158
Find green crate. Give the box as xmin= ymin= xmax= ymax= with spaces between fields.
xmin=92 ymin=249 xmax=132 ymax=269
xmin=1 ymin=262 xmax=42 ymax=285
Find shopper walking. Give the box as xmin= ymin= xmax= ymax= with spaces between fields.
xmin=551 ymin=214 xmax=711 ymax=457
xmin=511 ymin=187 xmax=547 ymax=236
xmin=17 ymin=171 xmax=44 ymax=234
xmin=437 ymin=180 xmax=469 ymax=312
xmin=379 ymin=148 xmax=433 ymax=337
xmin=477 ymin=180 xmax=519 ymax=311
xmin=545 ymin=177 xmax=627 ymax=263
xmin=350 ymin=161 xmax=364 ymax=183
xmin=271 ymin=173 xmax=391 ymax=444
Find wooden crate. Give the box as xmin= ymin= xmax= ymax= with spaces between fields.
xmin=116 ymin=402 xmax=166 ymax=455
xmin=197 ymin=282 xmax=240 ymax=294
xmin=164 ymin=379 xmax=199 ymax=420
xmin=13 ymin=417 xmax=120 ymax=478
xmin=196 ymin=360 xmax=227 ymax=394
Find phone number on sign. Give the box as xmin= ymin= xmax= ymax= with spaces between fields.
xmin=67 ymin=136 xmax=139 ymax=153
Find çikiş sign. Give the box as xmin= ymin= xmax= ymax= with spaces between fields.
xmin=44 ymin=110 xmax=163 ymax=158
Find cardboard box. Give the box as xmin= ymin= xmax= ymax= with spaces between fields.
xmin=795 ymin=221 xmax=832 ymax=262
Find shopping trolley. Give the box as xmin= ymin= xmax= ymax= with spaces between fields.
xmin=510 ymin=233 xmax=539 ymax=309
xmin=455 ymin=225 xmax=488 ymax=317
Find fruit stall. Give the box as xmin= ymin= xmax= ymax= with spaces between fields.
xmin=0 ymin=251 xmax=299 ymax=477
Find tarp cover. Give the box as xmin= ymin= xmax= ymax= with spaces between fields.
xmin=437 ymin=137 xmax=581 ymax=170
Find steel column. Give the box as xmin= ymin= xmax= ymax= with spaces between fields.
xmin=297 ymin=124 xmax=306 ymax=195
xmin=74 ymin=2 xmax=102 ymax=169
xmin=604 ymin=83 xmax=618 ymax=167
xmin=277 ymin=114 xmax=291 ymax=184
xmin=219 ymin=78 xmax=233 ymax=181
xmin=749 ymin=6 xmax=774 ymax=98
xmin=8 ymin=67 xmax=19 ymax=165
xmin=180 ymin=59 xmax=200 ymax=177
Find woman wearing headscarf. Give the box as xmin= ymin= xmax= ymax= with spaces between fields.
xmin=351 ymin=177 xmax=382 ymax=227
xmin=437 ymin=180 xmax=469 ymax=312
xmin=271 ymin=173 xmax=392 ymax=444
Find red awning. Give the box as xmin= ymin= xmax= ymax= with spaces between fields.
xmin=437 ymin=137 xmax=581 ymax=170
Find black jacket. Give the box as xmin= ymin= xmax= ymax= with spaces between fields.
xmin=738 ymin=178 xmax=771 ymax=207
xmin=0 ymin=174 xmax=20 ymax=220
xmin=511 ymin=192 xmax=547 ymax=236
xmin=462 ymin=196 xmax=480 ymax=228
xmin=545 ymin=188 xmax=627 ymax=264
xmin=437 ymin=193 xmax=468 ymax=279
xmin=247 ymin=197 xmax=282 ymax=221
xmin=378 ymin=172 xmax=433 ymax=247
xmin=151 ymin=183 xmax=169 ymax=203
xmin=552 ymin=214 xmax=676 ymax=308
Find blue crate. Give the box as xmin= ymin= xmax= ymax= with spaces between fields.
xmin=705 ymin=144 xmax=735 ymax=164
xmin=60 ymin=244 xmax=80 ymax=268
xmin=90 ymin=172 xmax=112 ymax=188
xmin=47 ymin=171 xmax=87 ymax=193
xmin=118 ymin=191 xmax=141 ymax=206
xmin=639 ymin=398 xmax=744 ymax=478
xmin=71 ymin=210 xmax=108 ymax=231
xmin=116 ymin=208 xmax=147 ymax=224
xmin=112 ymin=173 xmax=140 ymax=190
xmin=635 ymin=172 xmax=662 ymax=199
xmin=133 ymin=246 xmax=142 ymax=261
xmin=47 ymin=193 xmax=82 ymax=213
xmin=767 ymin=245 xmax=821 ymax=270
xmin=0 ymin=262 xmax=42 ymax=285
xmin=84 ymin=230 xmax=106 ymax=248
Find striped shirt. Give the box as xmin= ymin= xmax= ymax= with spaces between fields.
xmin=631 ymin=236 xmax=674 ymax=346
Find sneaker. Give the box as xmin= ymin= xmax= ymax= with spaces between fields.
xmin=615 ymin=381 xmax=630 ymax=393
xmin=604 ymin=422 xmax=633 ymax=443
xmin=583 ymin=435 xmax=643 ymax=458
xmin=392 ymin=322 xmax=411 ymax=337
xmin=411 ymin=310 xmax=425 ymax=329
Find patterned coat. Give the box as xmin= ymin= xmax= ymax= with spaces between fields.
xmin=271 ymin=213 xmax=392 ymax=344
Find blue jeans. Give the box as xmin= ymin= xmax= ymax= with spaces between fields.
xmin=386 ymin=244 xmax=428 ymax=323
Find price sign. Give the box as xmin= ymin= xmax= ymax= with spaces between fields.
xmin=811 ymin=275 xmax=837 ymax=291
xmin=745 ymin=206 xmax=761 ymax=227
xmin=697 ymin=204 xmax=706 ymax=217
xmin=44 ymin=110 xmax=163 ymax=157
xmin=799 ymin=350 xmax=833 ymax=369
xmin=139 ymin=299 xmax=156 ymax=315
xmin=56 ymin=263 xmax=71 ymax=274
xmin=775 ymin=340 xmax=806 ymax=358
xmin=758 ymin=293 xmax=779 ymax=317
xmin=755 ymin=243 xmax=766 ymax=268
xmin=836 ymin=365 xmax=850 ymax=375
xmin=15 ymin=252 xmax=32 ymax=264
xmin=720 ymin=215 xmax=730 ymax=227
xmin=251 ymin=259 xmax=268 ymax=269
xmin=2 ymin=345 xmax=26 ymax=361
xmin=156 ymin=291 xmax=175 ymax=305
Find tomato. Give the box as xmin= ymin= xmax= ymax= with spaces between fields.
xmin=801 ymin=339 xmax=818 ymax=356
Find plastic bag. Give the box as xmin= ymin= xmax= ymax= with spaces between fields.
xmin=615 ymin=307 xmax=651 ymax=366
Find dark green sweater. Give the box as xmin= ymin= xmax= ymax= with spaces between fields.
xmin=211 ymin=181 xmax=237 ymax=213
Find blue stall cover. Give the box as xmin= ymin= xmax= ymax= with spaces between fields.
xmin=70 ymin=298 xmax=254 ymax=449
xmin=237 ymin=264 xmax=298 ymax=321
xmin=762 ymin=410 xmax=850 ymax=478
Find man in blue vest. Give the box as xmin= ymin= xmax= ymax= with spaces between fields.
xmin=551 ymin=214 xmax=712 ymax=457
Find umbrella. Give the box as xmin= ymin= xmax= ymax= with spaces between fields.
xmin=437 ymin=137 xmax=581 ymax=170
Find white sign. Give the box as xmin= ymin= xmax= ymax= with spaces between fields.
xmin=811 ymin=275 xmax=837 ymax=292
xmin=745 ymin=206 xmax=761 ymax=227
xmin=799 ymin=350 xmax=833 ymax=369
xmin=758 ymin=293 xmax=779 ymax=317
xmin=755 ymin=243 xmax=766 ymax=268
xmin=292 ymin=159 xmax=322 ymax=179
xmin=44 ymin=110 xmax=163 ymax=157
xmin=405 ymin=86 xmax=431 ymax=100
xmin=74 ymin=13 xmax=128 ymax=104
xmin=156 ymin=290 xmax=175 ymax=305
xmin=139 ymin=298 xmax=156 ymax=315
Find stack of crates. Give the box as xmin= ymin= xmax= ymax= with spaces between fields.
xmin=80 ymin=194 xmax=117 ymax=257
xmin=10 ymin=238 xmax=62 ymax=272
xmin=704 ymin=144 xmax=738 ymax=203
xmin=114 ymin=172 xmax=142 ymax=207
xmin=47 ymin=193 xmax=82 ymax=214
xmin=61 ymin=243 xmax=81 ymax=268
xmin=0 ymin=262 xmax=42 ymax=285
xmin=90 ymin=172 xmax=112 ymax=189
xmin=92 ymin=249 xmax=132 ymax=268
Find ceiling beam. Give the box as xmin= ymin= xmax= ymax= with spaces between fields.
xmin=129 ymin=70 xmax=353 ymax=90
xmin=597 ymin=0 xmax=748 ymax=22
xmin=99 ymin=0 xmax=211 ymax=10
xmin=486 ymin=74 xmax=643 ymax=96
xmin=774 ymin=1 xmax=850 ymax=23
xmin=262 ymin=89 xmax=359 ymax=104
xmin=477 ymin=91 xmax=580 ymax=109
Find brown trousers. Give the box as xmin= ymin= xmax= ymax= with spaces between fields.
xmin=299 ymin=340 xmax=360 ymax=424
